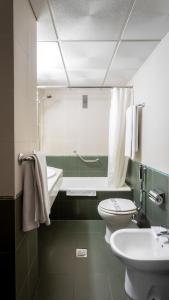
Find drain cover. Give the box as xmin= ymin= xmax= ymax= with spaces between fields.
xmin=76 ymin=248 xmax=87 ymax=258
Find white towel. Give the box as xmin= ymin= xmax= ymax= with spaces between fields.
xmin=22 ymin=151 xmax=50 ymax=232
xmin=131 ymin=105 xmax=139 ymax=159
xmin=125 ymin=105 xmax=138 ymax=159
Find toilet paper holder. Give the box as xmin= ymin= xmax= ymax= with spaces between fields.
xmin=148 ymin=189 xmax=165 ymax=206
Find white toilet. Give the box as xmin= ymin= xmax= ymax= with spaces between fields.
xmin=98 ymin=198 xmax=137 ymax=243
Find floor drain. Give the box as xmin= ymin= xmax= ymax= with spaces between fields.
xmin=76 ymin=248 xmax=87 ymax=258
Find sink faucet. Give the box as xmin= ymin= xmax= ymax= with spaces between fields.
xmin=157 ymin=226 xmax=169 ymax=244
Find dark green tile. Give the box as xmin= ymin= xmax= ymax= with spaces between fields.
xmin=34 ymin=274 xmax=75 ymax=300
xmin=0 ymin=253 xmax=15 ymax=300
xmin=0 ymin=198 xmax=15 ymax=252
xmin=74 ymin=273 xmax=112 ymax=300
xmin=39 ymin=238 xmax=76 ymax=274
xmin=26 ymin=229 xmax=38 ymax=268
xmin=17 ymin=276 xmax=29 ymax=300
xmin=152 ymin=169 xmax=169 ymax=210
xmin=64 ymin=170 xmax=80 ymax=177
xmin=107 ymin=270 xmax=128 ymax=300
xmin=64 ymin=156 xmax=79 ymax=172
xmin=46 ymin=220 xmax=105 ymax=234
xmin=46 ymin=156 xmax=65 ymax=170
xmin=15 ymin=194 xmax=26 ymax=249
xmin=126 ymin=159 xmax=169 ymax=227
xmin=47 ymin=155 xmax=108 ymax=177
xmin=16 ymin=237 xmax=28 ymax=296
xmin=36 ymin=220 xmax=128 ymax=300
xmin=79 ymin=170 xmax=106 ymax=177
xmin=28 ymin=257 xmax=39 ymax=300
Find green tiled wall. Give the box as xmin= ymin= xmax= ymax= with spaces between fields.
xmin=46 ymin=156 xmax=108 ymax=177
xmin=126 ymin=159 xmax=169 ymax=226
xmin=15 ymin=194 xmax=38 ymax=300
xmin=0 ymin=195 xmax=39 ymax=300
xmin=50 ymin=190 xmax=132 ymax=220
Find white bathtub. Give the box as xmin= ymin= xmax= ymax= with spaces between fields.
xmin=47 ymin=167 xmax=63 ymax=207
xmin=60 ymin=177 xmax=131 ymax=193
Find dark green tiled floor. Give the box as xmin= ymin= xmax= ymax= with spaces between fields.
xmin=34 ymin=221 xmax=131 ymax=300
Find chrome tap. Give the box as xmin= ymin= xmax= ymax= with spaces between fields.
xmin=157 ymin=226 xmax=169 ymax=243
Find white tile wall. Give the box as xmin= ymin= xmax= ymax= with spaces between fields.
xmin=39 ymin=88 xmax=111 ymax=155
xmin=14 ymin=0 xmax=37 ymax=195
xmin=131 ymin=31 xmax=169 ymax=174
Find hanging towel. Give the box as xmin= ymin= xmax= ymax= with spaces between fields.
xmin=125 ymin=105 xmax=138 ymax=159
xmin=22 ymin=151 xmax=50 ymax=232
xmin=131 ymin=105 xmax=139 ymax=159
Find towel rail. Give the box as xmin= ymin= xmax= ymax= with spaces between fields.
xmin=137 ymin=103 xmax=145 ymax=108
xmin=73 ymin=150 xmax=99 ymax=163
xmin=18 ymin=153 xmax=34 ymax=163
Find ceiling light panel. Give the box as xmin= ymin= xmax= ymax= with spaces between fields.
xmin=123 ymin=0 xmax=169 ymax=40
xmin=105 ymin=41 xmax=159 ymax=85
xmin=30 ymin=0 xmax=57 ymax=41
xmin=61 ymin=41 xmax=116 ymax=85
xmin=49 ymin=0 xmax=131 ymax=40
xmin=37 ymin=42 xmax=67 ymax=86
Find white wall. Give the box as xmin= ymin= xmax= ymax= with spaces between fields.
xmin=0 ymin=0 xmax=14 ymax=196
xmin=38 ymin=88 xmax=111 ymax=156
xmin=131 ymin=31 xmax=169 ymax=174
xmin=14 ymin=0 xmax=37 ymax=195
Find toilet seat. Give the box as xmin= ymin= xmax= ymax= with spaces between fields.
xmin=98 ymin=198 xmax=136 ymax=215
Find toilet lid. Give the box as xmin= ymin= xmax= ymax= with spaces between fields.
xmin=99 ymin=198 xmax=136 ymax=214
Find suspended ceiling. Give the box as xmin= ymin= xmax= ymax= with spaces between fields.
xmin=30 ymin=0 xmax=169 ymax=87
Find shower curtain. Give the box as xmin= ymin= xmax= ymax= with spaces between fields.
xmin=107 ymin=88 xmax=133 ymax=187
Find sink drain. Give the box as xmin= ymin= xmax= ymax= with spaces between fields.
xmin=76 ymin=248 xmax=87 ymax=258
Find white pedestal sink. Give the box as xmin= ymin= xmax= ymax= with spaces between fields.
xmin=110 ymin=228 xmax=169 ymax=300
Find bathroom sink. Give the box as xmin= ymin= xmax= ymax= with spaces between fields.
xmin=110 ymin=228 xmax=169 ymax=300
xmin=110 ymin=228 xmax=169 ymax=271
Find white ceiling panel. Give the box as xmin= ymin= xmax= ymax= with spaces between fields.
xmin=61 ymin=42 xmax=116 ymax=69
xmin=105 ymin=41 xmax=159 ymax=85
xmin=68 ymin=69 xmax=107 ymax=86
xmin=49 ymin=0 xmax=131 ymax=40
xmin=105 ymin=69 xmax=137 ymax=86
xmin=37 ymin=42 xmax=67 ymax=86
xmin=110 ymin=41 xmax=159 ymax=69
xmin=31 ymin=0 xmax=168 ymax=87
xmin=123 ymin=0 xmax=169 ymax=40
xmin=61 ymin=41 xmax=116 ymax=85
xmin=30 ymin=0 xmax=57 ymax=41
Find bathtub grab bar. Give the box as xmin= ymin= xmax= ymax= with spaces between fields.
xmin=73 ymin=150 xmax=99 ymax=163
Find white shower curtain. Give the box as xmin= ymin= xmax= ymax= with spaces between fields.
xmin=108 ymin=88 xmax=133 ymax=187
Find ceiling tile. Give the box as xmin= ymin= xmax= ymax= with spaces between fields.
xmin=68 ymin=70 xmax=106 ymax=86
xmin=105 ymin=41 xmax=159 ymax=85
xmin=61 ymin=41 xmax=116 ymax=85
xmin=37 ymin=42 xmax=67 ymax=86
xmin=30 ymin=0 xmax=57 ymax=41
xmin=123 ymin=0 xmax=169 ymax=40
xmin=105 ymin=69 xmax=137 ymax=86
xmin=49 ymin=0 xmax=131 ymax=40
xmin=61 ymin=41 xmax=116 ymax=69
xmin=111 ymin=41 xmax=158 ymax=69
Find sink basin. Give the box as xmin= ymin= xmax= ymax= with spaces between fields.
xmin=110 ymin=228 xmax=169 ymax=272
xmin=110 ymin=228 xmax=169 ymax=300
